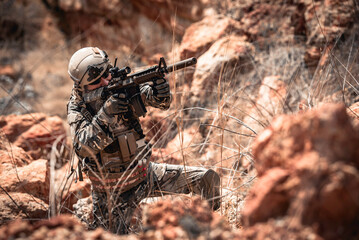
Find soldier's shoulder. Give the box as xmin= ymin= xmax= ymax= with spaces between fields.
xmin=68 ymin=88 xmax=86 ymax=111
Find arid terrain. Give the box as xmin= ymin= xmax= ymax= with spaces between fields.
xmin=0 ymin=0 xmax=359 ymax=239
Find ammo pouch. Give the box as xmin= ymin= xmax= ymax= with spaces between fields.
xmin=88 ymin=130 xmax=151 ymax=193
xmin=100 ymin=130 xmax=149 ymax=170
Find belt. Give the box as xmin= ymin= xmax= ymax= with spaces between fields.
xmin=88 ymin=164 xmax=148 ymax=193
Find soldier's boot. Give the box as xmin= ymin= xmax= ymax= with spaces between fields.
xmin=200 ymin=169 xmax=221 ymax=210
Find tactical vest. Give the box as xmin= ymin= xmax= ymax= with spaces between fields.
xmin=81 ymin=90 xmax=150 ymax=193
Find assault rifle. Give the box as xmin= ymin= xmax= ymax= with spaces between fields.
xmin=84 ymin=57 xmax=197 ymax=117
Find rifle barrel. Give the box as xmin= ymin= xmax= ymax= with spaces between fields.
xmin=166 ymin=57 xmax=197 ymax=73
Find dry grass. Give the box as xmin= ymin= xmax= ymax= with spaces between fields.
xmin=0 ymin=0 xmax=358 ymax=235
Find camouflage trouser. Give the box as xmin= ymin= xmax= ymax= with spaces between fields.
xmin=91 ymin=162 xmax=220 ymax=234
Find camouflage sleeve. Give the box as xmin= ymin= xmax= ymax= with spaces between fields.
xmin=67 ymin=89 xmax=116 ymax=159
xmin=140 ymin=82 xmax=172 ymax=110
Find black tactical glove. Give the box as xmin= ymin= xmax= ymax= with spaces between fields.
xmin=153 ymin=78 xmax=170 ymax=99
xmin=103 ymin=93 xmax=129 ymax=116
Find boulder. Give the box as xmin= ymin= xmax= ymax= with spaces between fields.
xmin=240 ymin=76 xmax=287 ymax=145
xmin=237 ymin=218 xmax=322 ymax=240
xmin=215 ymin=0 xmax=310 ymax=52
xmin=0 ymin=113 xmax=66 ymax=159
xmin=237 ymin=1 xmax=305 ymax=44
xmin=0 ymin=113 xmax=47 ymax=142
xmin=0 ymin=192 xmax=48 ymax=225
xmin=218 ymin=0 xmax=356 ymax=70
xmin=0 ymin=0 xmax=49 ymax=48
xmin=132 ymin=0 xmax=204 ymax=36
xmin=57 ymin=0 xmax=115 ymax=13
xmin=0 ymin=159 xmax=49 ymax=201
xmin=141 ymin=196 xmax=238 ymax=239
xmin=0 ymin=143 xmax=33 ymax=174
xmin=56 ymin=0 xmax=202 ymax=37
xmin=303 ymin=0 xmax=355 ymax=47
xmin=302 ymin=0 xmax=356 ymax=67
xmin=253 ymin=76 xmax=287 ymax=119
xmin=0 ymin=214 xmax=126 ymax=240
xmin=190 ymin=35 xmax=254 ymax=104
xmin=243 ymin=103 xmax=359 ymax=239
xmin=48 ymin=0 xmax=196 ymax=57
xmin=229 ymin=0 xmax=355 ymax=48
xmin=252 ymin=103 xmax=359 ymax=175
xmin=242 ymin=167 xmax=292 ymax=225
xmin=63 ymin=178 xmax=91 ymax=211
xmin=179 ymin=15 xmax=244 ymax=60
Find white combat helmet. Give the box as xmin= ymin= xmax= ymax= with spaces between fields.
xmin=68 ymin=47 xmax=110 ymax=89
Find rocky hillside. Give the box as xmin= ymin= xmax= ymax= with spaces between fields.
xmin=1 ymin=0 xmax=359 ymax=239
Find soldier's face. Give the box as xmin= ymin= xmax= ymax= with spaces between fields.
xmin=86 ymin=74 xmax=111 ymax=91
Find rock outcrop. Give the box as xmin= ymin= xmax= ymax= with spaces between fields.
xmin=0 ymin=214 xmax=128 ymax=240
xmin=0 ymin=113 xmax=88 ymax=224
xmin=0 ymin=113 xmax=66 ymax=160
xmin=190 ymin=35 xmax=255 ymax=104
xmin=252 ymin=103 xmax=359 ymax=175
xmin=141 ymin=196 xmax=239 ymax=239
xmin=0 ymin=159 xmax=49 ymax=201
xmin=243 ymin=103 xmax=359 ymax=239
xmin=179 ymin=15 xmax=244 ymax=60
xmin=240 ymin=76 xmax=288 ymax=145
xmin=0 ymin=193 xmax=48 ymax=225
xmin=0 ymin=144 xmax=32 ymax=173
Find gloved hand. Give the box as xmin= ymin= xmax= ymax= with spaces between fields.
xmin=153 ymin=78 xmax=170 ymax=99
xmin=103 ymin=93 xmax=129 ymax=116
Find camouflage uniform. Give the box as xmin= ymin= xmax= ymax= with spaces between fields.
xmin=67 ymin=82 xmax=220 ymax=234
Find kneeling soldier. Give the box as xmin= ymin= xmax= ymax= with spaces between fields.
xmin=67 ymin=47 xmax=220 ymax=234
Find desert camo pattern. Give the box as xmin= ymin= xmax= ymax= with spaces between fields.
xmin=91 ymin=162 xmax=220 ymax=234
xmin=67 ymin=81 xmax=220 ymax=234
xmin=67 ymin=83 xmax=171 ymax=160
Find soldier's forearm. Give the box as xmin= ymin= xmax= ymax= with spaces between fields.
xmin=73 ymin=127 xmax=113 ymax=159
xmin=71 ymin=108 xmax=116 ymax=158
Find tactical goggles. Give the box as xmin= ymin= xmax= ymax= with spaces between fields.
xmin=88 ymin=66 xmax=110 ymax=85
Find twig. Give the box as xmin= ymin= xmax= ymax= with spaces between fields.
xmin=0 ymin=185 xmax=31 ymax=219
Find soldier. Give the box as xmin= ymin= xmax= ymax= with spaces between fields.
xmin=67 ymin=47 xmax=220 ymax=234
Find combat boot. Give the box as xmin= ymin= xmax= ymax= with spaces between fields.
xmin=200 ymin=169 xmax=221 ymax=210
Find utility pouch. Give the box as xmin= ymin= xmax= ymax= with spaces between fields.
xmin=100 ymin=127 xmax=149 ymax=172
xmin=118 ymin=132 xmax=137 ymax=162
